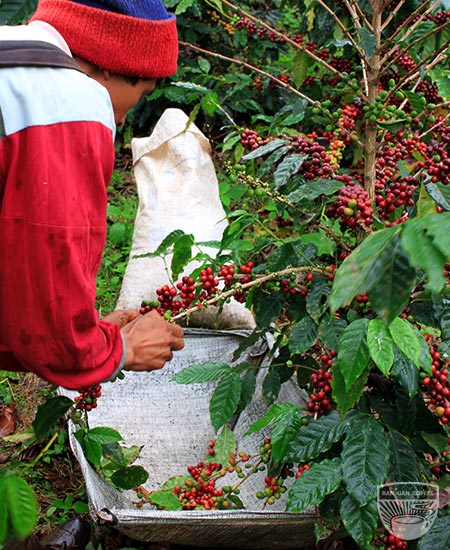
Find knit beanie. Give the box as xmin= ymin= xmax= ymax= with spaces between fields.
xmin=30 ymin=0 xmax=178 ymax=78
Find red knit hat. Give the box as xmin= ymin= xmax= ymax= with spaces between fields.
xmin=30 ymin=0 xmax=178 ymax=79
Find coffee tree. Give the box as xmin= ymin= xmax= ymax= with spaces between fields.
xmin=142 ymin=1 xmax=450 ymax=548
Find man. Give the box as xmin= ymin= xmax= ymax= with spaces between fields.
xmin=0 ymin=0 xmax=184 ymax=392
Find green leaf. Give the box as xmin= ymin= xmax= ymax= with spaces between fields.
xmin=412 ymin=324 xmax=433 ymax=375
xmin=391 ymin=346 xmax=419 ymax=398
xmin=171 ymin=362 xmax=232 ymax=384
xmin=110 ymin=465 xmax=149 ymax=490
xmin=257 ymin=146 xmax=293 ymax=178
xmin=82 ymin=438 xmax=102 ymax=467
xmin=171 ymin=233 xmax=195 ymax=280
xmin=367 ymin=319 xmax=394 ymax=375
xmin=32 ymin=396 xmax=73 ymax=442
xmin=201 ymin=92 xmax=219 ymax=115
xmin=175 ymin=0 xmax=195 ymax=15
xmin=148 ymin=491 xmax=182 ymax=511
xmin=299 ymin=230 xmax=336 ymax=257
xmin=387 ymin=430 xmax=422 ymax=483
xmin=270 ymin=408 xmax=303 ymax=462
xmin=403 ymin=90 xmax=426 ymax=113
xmin=286 ymin=179 xmax=343 ymax=202
xmin=319 ymin=316 xmax=348 ymax=351
xmin=245 ymin=403 xmax=300 ymax=436
xmin=290 ymin=50 xmax=312 ymax=87
xmin=337 ymin=318 xmax=370 ymax=390
xmin=287 ymin=410 xmax=345 ymax=463
xmin=274 ymin=154 xmax=307 ymax=187
xmin=161 ymin=475 xmax=191 ymax=492
xmin=289 ymin=316 xmax=318 ymax=354
xmin=341 ymin=413 xmax=390 ymax=506
xmin=5 ymin=476 xmax=38 ymax=539
xmin=85 ymin=427 xmax=122 ymax=445
xmin=426 ymin=182 xmax=450 ymax=211
xmin=368 ymin=237 xmax=416 ymax=324
xmin=416 ymin=212 xmax=450 ymax=258
xmin=329 ymin=225 xmax=401 ymax=313
xmin=262 ymin=367 xmax=281 ymax=406
xmin=389 ymin=317 xmax=421 ymax=366
xmin=357 ymin=27 xmax=376 ymax=58
xmin=339 ymin=493 xmax=378 ymax=548
xmin=433 ymin=295 xmax=450 ymax=341
xmin=206 ymin=425 xmax=236 ymax=465
xmin=197 ymin=57 xmax=211 ymax=73
xmin=430 ymin=65 xmax=450 ymax=101
xmin=108 ymin=222 xmax=128 ymax=245
xmin=254 ymin=293 xmax=286 ymax=328
xmin=73 ymin=501 xmax=89 ymax=514
xmin=401 ymin=214 xmax=449 ymax=294
xmin=286 ymin=458 xmax=342 ymax=512
xmin=236 ymin=369 xmax=257 ymax=414
xmin=417 ymin=514 xmax=450 ymax=550
xmin=209 ymin=372 xmax=241 ymax=432
xmin=146 ymin=229 xmax=186 ymax=257
xmin=306 ymin=276 xmax=330 ymax=322
xmin=241 ymin=139 xmax=288 ymax=161
xmin=0 ymin=0 xmax=37 ymax=24
xmin=422 ymin=432 xmax=449 ymax=454
xmin=331 ymin=361 xmax=369 ymax=416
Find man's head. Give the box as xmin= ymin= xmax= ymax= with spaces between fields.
xmin=30 ymin=0 xmax=178 ymax=123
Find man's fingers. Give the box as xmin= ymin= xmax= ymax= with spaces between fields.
xmin=170 ymin=336 xmax=185 ymax=351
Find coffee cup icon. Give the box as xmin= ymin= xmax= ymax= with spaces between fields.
xmin=377 ymin=483 xmax=439 ymax=541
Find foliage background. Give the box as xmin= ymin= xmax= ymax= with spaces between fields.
xmin=1 ymin=0 xmax=450 ymax=549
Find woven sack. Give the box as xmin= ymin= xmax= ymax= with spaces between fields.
xmin=59 ymin=329 xmax=316 ymax=548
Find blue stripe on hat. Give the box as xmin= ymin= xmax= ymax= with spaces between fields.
xmin=73 ymin=0 xmax=173 ymax=20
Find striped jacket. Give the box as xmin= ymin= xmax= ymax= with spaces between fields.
xmin=0 ymin=22 xmax=124 ymax=390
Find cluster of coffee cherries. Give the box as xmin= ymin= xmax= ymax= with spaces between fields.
xmin=306 ymin=352 xmax=335 ymax=417
xmin=240 ymin=128 xmax=274 ymax=151
xmin=171 ymin=441 xmax=268 ymax=510
xmin=289 ymin=135 xmax=334 ymax=181
xmin=421 ymin=340 xmax=450 ymax=426
xmin=234 ymin=18 xmax=282 ymax=43
xmin=426 ymin=126 xmax=450 ymax=186
xmin=72 ymin=384 xmax=102 ymax=422
xmin=139 ymin=262 xmax=255 ymax=318
xmin=375 ymin=176 xmax=418 ymax=222
xmin=381 ymin=532 xmax=408 ymax=550
xmin=230 ymin=261 xmax=254 ymax=303
xmin=327 ymin=182 xmax=374 ymax=229
xmin=255 ymin=474 xmax=288 ymax=505
xmin=175 ymin=461 xmax=228 ymax=510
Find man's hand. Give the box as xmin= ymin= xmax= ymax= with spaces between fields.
xmin=120 ymin=310 xmax=184 ymax=372
xmin=102 ymin=309 xmax=140 ymax=328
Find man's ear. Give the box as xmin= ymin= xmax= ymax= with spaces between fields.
xmin=102 ymin=69 xmax=111 ymax=81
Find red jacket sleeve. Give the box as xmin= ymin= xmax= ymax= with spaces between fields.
xmin=0 ymin=120 xmax=123 ymax=390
